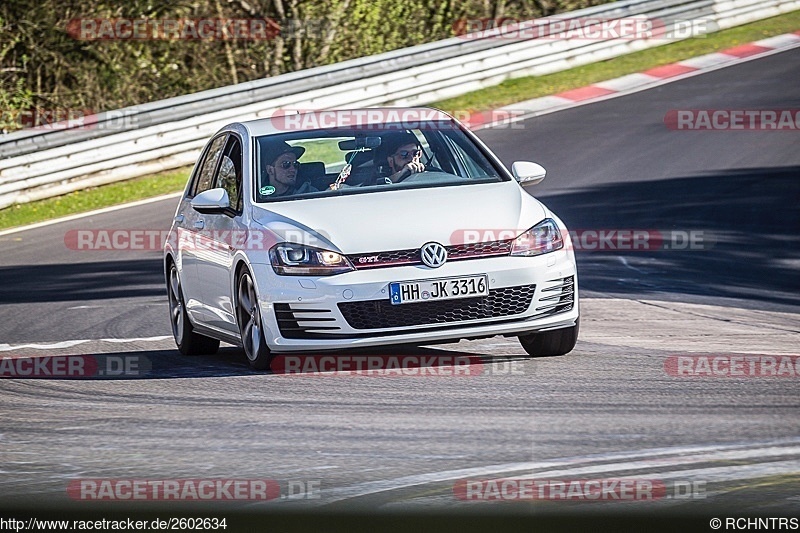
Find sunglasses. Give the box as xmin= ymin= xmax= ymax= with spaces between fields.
xmin=274 ymin=160 xmax=300 ymax=169
xmin=394 ymin=149 xmax=421 ymax=158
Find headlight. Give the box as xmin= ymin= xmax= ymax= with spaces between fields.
xmin=269 ymin=243 xmax=355 ymax=276
xmin=511 ymin=218 xmax=564 ymax=256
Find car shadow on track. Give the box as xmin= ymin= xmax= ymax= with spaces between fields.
xmin=0 ymin=258 xmax=164 ymax=304
xmin=1 ymin=345 xmax=527 ymax=380
xmin=538 ymin=166 xmax=800 ymax=309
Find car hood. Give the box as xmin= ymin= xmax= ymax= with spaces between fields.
xmin=250 ymin=182 xmax=548 ymax=254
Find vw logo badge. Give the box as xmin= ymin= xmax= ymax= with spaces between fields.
xmin=420 ymin=242 xmax=447 ymax=268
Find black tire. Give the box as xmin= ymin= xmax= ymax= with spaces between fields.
xmin=236 ymin=269 xmax=273 ymax=370
xmin=167 ymin=262 xmax=220 ymax=356
xmin=518 ymin=318 xmax=579 ymax=357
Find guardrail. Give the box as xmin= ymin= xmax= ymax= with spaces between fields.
xmin=0 ymin=0 xmax=796 ymax=208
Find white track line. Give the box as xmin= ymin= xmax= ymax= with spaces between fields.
xmin=318 ymin=438 xmax=800 ymax=504
xmin=0 ymin=192 xmax=182 ymax=237
xmin=0 ymin=336 xmax=172 ymax=352
xmin=502 ymin=445 xmax=800 ymax=481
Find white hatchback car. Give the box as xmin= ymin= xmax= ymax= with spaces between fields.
xmin=164 ymin=108 xmax=578 ymax=369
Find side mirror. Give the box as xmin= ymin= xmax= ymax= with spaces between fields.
xmin=512 ymin=161 xmax=547 ymax=187
xmin=191 ymin=187 xmax=230 ymax=214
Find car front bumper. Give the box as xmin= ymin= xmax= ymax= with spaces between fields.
xmin=250 ymin=247 xmax=578 ymax=352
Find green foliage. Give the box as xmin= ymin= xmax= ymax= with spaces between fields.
xmin=0 ymin=0 xmax=611 ymax=127
xmin=0 ymin=168 xmax=190 ymax=230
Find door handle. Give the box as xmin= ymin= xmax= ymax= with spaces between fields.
xmin=193 ymin=220 xmax=205 ymax=230
xmin=174 ymin=214 xmax=184 ymax=224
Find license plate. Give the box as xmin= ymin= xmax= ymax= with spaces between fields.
xmin=389 ymin=275 xmax=488 ymax=305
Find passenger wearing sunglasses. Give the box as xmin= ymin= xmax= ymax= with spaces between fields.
xmin=261 ymin=140 xmax=317 ymax=197
xmin=378 ymin=132 xmax=426 ymax=184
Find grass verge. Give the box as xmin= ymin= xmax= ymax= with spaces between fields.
xmin=1 ymin=11 xmax=798 ymax=231
xmin=0 ymin=168 xmax=190 ymax=231
xmin=433 ymin=11 xmax=800 ymax=113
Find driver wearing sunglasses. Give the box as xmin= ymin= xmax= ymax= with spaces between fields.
xmin=380 ymin=132 xmax=426 ymax=183
xmin=261 ymin=140 xmax=317 ymax=197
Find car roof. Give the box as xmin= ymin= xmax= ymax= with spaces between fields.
xmin=236 ymin=107 xmax=455 ymax=137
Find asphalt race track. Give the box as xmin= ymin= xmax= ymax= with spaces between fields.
xmin=0 ymin=48 xmax=798 ymax=531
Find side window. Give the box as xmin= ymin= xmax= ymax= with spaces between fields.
xmin=443 ymin=134 xmax=491 ymax=179
xmin=191 ymin=134 xmax=228 ymax=197
xmin=214 ymin=136 xmax=243 ymax=212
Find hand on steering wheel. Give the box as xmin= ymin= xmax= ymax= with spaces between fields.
xmin=394 ymin=152 xmax=425 ymax=182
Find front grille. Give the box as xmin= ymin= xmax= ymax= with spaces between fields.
xmin=348 ymin=240 xmax=513 ymax=270
xmin=535 ymin=276 xmax=574 ymax=315
xmin=275 ymin=303 xmax=341 ymax=339
xmin=338 ymin=285 xmax=535 ymax=330
xmin=448 ymin=240 xmax=514 ymax=260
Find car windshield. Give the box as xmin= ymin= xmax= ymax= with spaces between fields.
xmin=253 ymin=122 xmax=507 ymax=202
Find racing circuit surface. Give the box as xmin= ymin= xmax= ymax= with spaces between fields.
xmin=1 ymin=47 xmax=798 ymax=530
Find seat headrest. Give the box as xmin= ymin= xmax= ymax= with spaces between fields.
xmin=298 ymin=161 xmax=325 ymax=181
